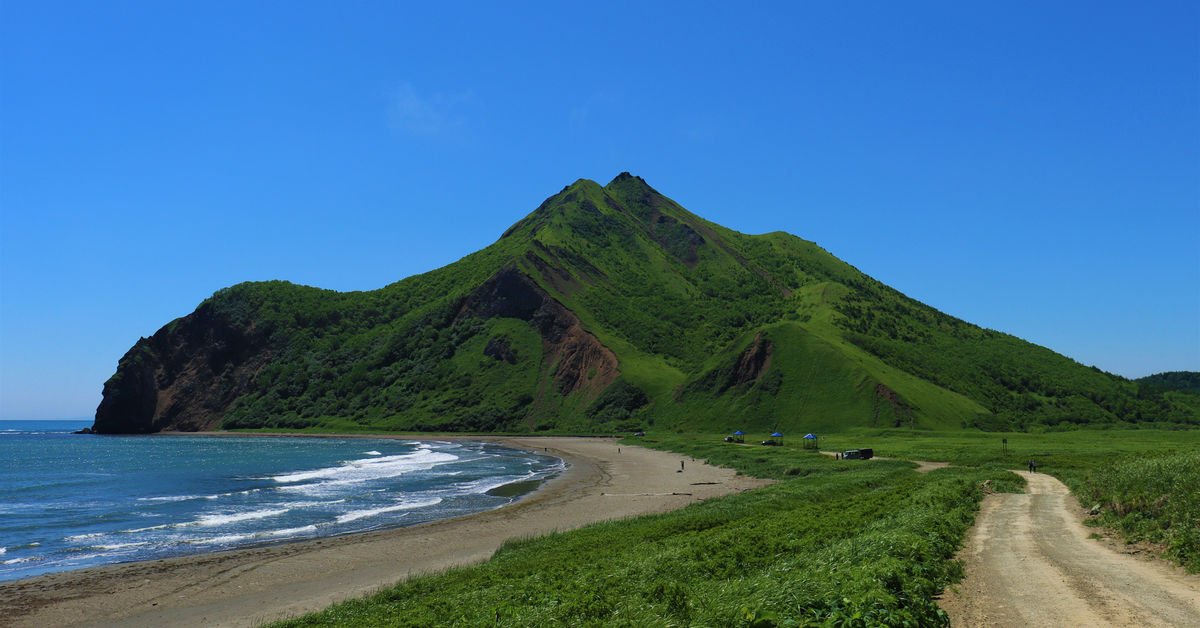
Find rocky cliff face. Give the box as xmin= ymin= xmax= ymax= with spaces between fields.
xmin=458 ymin=266 xmax=619 ymax=397
xmin=92 ymin=303 xmax=270 ymax=433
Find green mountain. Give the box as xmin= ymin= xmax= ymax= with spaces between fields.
xmin=92 ymin=174 xmax=1200 ymax=434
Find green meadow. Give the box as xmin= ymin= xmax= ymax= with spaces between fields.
xmin=271 ymin=428 xmax=1197 ymax=627
xmin=1076 ymin=449 xmax=1200 ymax=571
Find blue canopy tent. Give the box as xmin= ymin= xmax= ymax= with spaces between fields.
xmin=726 ymin=430 xmax=745 ymax=443
xmin=802 ymin=433 xmax=818 ymax=449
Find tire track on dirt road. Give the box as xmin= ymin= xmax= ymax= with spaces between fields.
xmin=939 ymin=470 xmax=1200 ymax=627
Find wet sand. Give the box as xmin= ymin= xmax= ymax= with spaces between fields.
xmin=0 ymin=436 xmax=768 ymax=627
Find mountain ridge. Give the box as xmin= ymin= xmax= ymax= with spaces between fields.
xmin=91 ymin=174 xmax=1200 ymax=434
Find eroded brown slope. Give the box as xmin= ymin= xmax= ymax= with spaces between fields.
xmin=93 ymin=304 xmax=270 ymax=433
xmin=457 ymin=266 xmax=618 ymax=397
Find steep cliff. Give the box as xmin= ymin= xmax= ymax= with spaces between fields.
xmin=93 ymin=302 xmax=270 ymax=433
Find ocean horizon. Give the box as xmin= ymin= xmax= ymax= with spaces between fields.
xmin=0 ymin=420 xmax=563 ymax=582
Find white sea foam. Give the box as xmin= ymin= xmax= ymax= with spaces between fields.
xmin=193 ymin=508 xmax=289 ymax=527
xmin=280 ymin=500 xmax=329 ymax=509
xmin=457 ymin=476 xmax=516 ymax=494
xmin=271 ymin=449 xmax=458 ymax=484
xmin=0 ymin=547 xmax=5 ymax=555
xmin=276 ymin=478 xmax=369 ymax=496
xmin=95 ymin=542 xmax=147 ymax=551
xmin=137 ymin=488 xmax=257 ymax=503
xmin=125 ymin=524 xmax=172 ymax=533
xmin=138 ymin=495 xmax=204 ymax=502
xmin=3 ymin=557 xmax=41 ymax=564
xmin=267 ymin=524 xmax=319 ymax=537
xmin=193 ymin=524 xmax=320 ymax=546
xmin=457 ymin=471 xmax=541 ymax=495
xmin=193 ymin=533 xmax=254 ymax=545
xmin=65 ymin=532 xmax=105 ymax=541
xmin=335 ymin=497 xmax=442 ymax=524
xmin=364 ymin=450 xmax=382 ymax=456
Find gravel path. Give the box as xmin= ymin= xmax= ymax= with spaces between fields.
xmin=939 ymin=470 xmax=1200 ymax=627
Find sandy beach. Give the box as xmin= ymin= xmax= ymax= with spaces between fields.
xmin=0 ymin=436 xmax=768 ymax=627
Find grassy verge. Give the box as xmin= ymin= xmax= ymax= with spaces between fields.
xmin=1074 ymin=451 xmax=1200 ymax=572
xmin=274 ymin=440 xmax=1017 ymax=627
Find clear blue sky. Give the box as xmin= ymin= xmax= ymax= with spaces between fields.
xmin=2 ymin=2 xmax=1197 ymax=420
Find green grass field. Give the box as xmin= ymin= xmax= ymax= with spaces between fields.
xmin=1075 ymin=450 xmax=1200 ymax=571
xmin=269 ymin=428 xmax=1197 ymax=627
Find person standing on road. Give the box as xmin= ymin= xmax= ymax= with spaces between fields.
xmin=1028 ymin=459 xmax=1037 ymax=473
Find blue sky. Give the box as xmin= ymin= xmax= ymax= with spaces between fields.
xmin=1 ymin=1 xmax=1197 ymax=420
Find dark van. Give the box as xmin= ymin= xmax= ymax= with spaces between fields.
xmin=843 ymin=448 xmax=874 ymax=460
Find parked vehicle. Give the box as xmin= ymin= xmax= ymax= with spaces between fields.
xmin=843 ymin=448 xmax=874 ymax=460
xmin=761 ymin=439 xmax=781 ymax=446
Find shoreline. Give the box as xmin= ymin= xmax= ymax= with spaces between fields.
xmin=1 ymin=431 xmax=574 ymax=584
xmin=0 ymin=436 xmax=769 ymax=627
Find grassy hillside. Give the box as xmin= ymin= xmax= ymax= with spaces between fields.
xmin=94 ymin=173 xmax=1199 ymax=434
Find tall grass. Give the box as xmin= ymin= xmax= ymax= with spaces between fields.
xmin=1076 ymin=451 xmax=1200 ymax=572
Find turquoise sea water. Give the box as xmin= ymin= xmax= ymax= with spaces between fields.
xmin=0 ymin=420 xmax=562 ymax=582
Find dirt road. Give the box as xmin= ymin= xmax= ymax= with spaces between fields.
xmin=939 ymin=470 xmax=1200 ymax=627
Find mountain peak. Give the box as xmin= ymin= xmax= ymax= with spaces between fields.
xmin=567 ymin=177 xmax=602 ymax=190
xmin=605 ymin=171 xmax=665 ymax=202
xmin=606 ymin=171 xmax=652 ymax=190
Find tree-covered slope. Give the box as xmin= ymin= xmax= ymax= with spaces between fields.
xmin=92 ymin=174 xmax=1199 ymax=434
xmin=1136 ymin=371 xmax=1200 ymax=395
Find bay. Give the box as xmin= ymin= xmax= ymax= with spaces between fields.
xmin=0 ymin=420 xmax=562 ymax=582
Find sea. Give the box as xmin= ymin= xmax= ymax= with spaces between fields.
xmin=0 ymin=420 xmax=564 ymax=582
